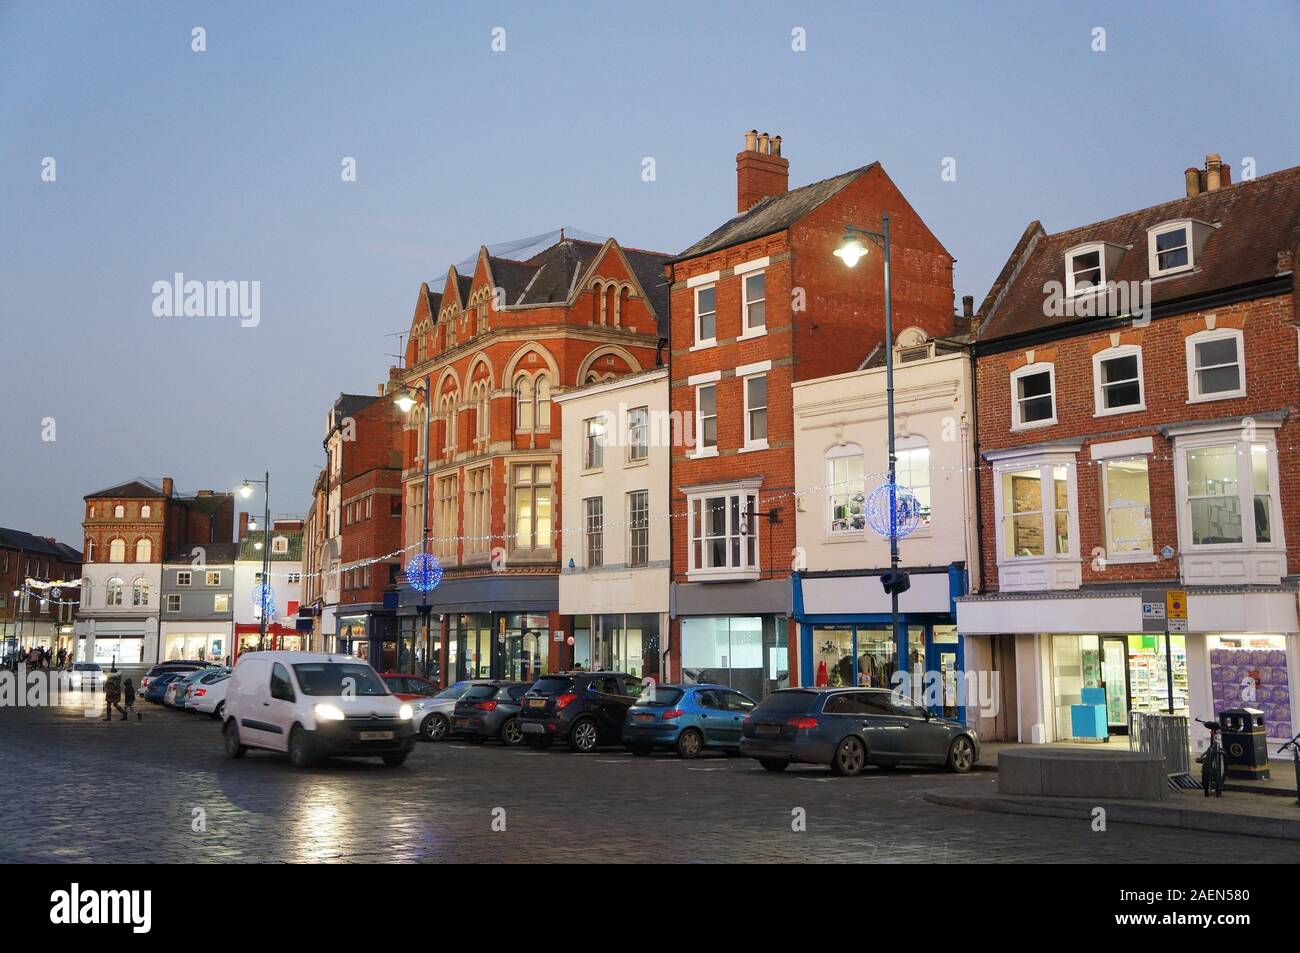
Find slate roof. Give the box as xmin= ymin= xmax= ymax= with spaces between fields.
xmin=177 ymin=493 xmax=232 ymax=516
xmin=0 ymin=527 xmax=82 ymax=563
xmin=85 ymin=479 xmax=166 ymax=500
xmin=977 ymin=164 xmax=1300 ymax=343
xmin=237 ymin=530 xmax=303 ymax=562
xmin=163 ymin=542 xmax=240 ymax=565
xmin=669 ymin=165 xmax=876 ymax=263
xmin=333 ymin=393 xmax=378 ymax=418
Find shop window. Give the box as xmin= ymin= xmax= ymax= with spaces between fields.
xmin=1186 ymin=329 xmax=1244 ymax=402
xmin=627 ymin=490 xmax=649 ymax=568
xmin=681 ymin=616 xmax=785 ymax=700
xmin=1101 ymin=457 xmax=1153 ymax=557
xmin=1010 ymin=363 xmax=1056 ymax=429
xmin=583 ymin=497 xmax=603 ymax=568
xmin=895 ymin=436 xmax=931 ymax=528
xmin=1093 ymin=346 xmax=1145 ymax=415
xmin=1208 ymin=635 xmax=1292 ymax=740
xmin=826 ymin=444 xmax=865 ymax=535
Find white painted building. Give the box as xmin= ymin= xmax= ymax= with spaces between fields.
xmin=555 ymin=368 xmax=670 ymax=679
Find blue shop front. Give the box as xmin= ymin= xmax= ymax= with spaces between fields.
xmin=793 ymin=564 xmax=969 ymax=723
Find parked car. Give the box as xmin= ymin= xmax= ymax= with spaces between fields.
xmin=221 ymin=651 xmax=416 ymax=768
xmin=143 ymin=672 xmax=185 ymax=705
xmin=518 ymin=671 xmax=647 ymax=752
xmin=379 ymin=672 xmax=439 ymax=701
xmin=623 ymin=684 xmax=756 ymax=758
xmin=409 ymin=679 xmax=498 ymax=741
xmin=738 ymin=688 xmax=980 ymax=776
xmin=185 ymin=669 xmax=232 ymax=718
xmin=140 ymin=660 xmax=209 ymax=694
xmin=164 ymin=668 xmax=221 ymax=709
xmin=67 ymin=662 xmax=103 ymax=691
xmin=450 ymin=681 xmax=529 ymax=745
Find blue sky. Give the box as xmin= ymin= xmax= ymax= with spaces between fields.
xmin=2 ymin=0 xmax=1297 ymax=547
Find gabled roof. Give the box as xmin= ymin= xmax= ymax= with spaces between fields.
xmin=669 ymin=164 xmax=876 ymax=263
xmin=0 ymin=527 xmax=81 ymax=563
xmin=85 ymin=479 xmax=166 ymax=500
xmin=486 ymin=256 xmax=541 ymax=305
xmin=977 ymin=164 xmax=1300 ymax=343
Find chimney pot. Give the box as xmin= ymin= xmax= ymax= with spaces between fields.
xmin=736 ymin=129 xmax=790 ymax=213
xmin=961 ymin=295 xmax=974 ymax=318
xmin=772 ymin=135 xmax=782 ymax=157
xmin=1220 ymin=162 xmax=1231 ymax=187
xmin=744 ymin=129 xmax=758 ymax=152
xmin=1205 ymin=153 xmax=1223 ymax=192
xmin=1184 ymin=167 xmax=1201 ymax=197
xmin=758 ymin=132 xmax=770 ymax=154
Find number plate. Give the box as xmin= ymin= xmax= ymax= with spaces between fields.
xmin=359 ymin=730 xmax=394 ymax=741
xmin=633 ymin=713 xmax=654 ymax=723
xmin=453 ymin=717 xmax=470 ymax=726
xmin=755 ymin=723 xmax=780 ymax=736
xmin=527 ymin=698 xmax=547 ymax=709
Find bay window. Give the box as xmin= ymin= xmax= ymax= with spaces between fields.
xmin=686 ymin=480 xmax=761 ymax=581
xmin=990 ymin=447 xmax=1081 ymax=592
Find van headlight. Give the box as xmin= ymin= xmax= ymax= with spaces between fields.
xmin=399 ymin=704 xmax=413 ymax=720
xmin=314 ymin=703 xmax=345 ymax=721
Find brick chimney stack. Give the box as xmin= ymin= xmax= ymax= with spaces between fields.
xmin=736 ymin=128 xmax=789 ymax=213
xmin=239 ymin=512 xmax=249 ymax=540
xmin=162 ymin=477 xmax=174 ymax=497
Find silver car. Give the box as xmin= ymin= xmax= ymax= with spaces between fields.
xmin=409 ymin=679 xmax=500 ymax=741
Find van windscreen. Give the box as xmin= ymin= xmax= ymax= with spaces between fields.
xmin=292 ymin=663 xmax=389 ymax=697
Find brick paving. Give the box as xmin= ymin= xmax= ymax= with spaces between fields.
xmin=1 ymin=692 xmax=1297 ymax=863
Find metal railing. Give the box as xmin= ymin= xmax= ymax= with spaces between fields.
xmin=1129 ymin=711 xmax=1198 ymax=788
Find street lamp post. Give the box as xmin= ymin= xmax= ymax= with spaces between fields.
xmin=241 ymin=473 xmax=271 ymax=651
xmin=834 ymin=214 xmax=910 ymax=695
xmin=394 ymin=374 xmax=433 ymax=682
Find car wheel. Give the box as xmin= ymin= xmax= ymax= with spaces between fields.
xmin=831 ymin=736 xmax=867 ymax=777
xmin=568 ymin=718 xmax=600 ymax=753
xmin=211 ymin=701 xmax=224 ymax=721
xmin=947 ymin=736 xmax=976 ymax=773
xmin=629 ymin=745 xmax=653 ymax=757
xmin=222 ymin=720 xmax=246 ymax=759
xmin=759 ymin=758 xmax=789 ymax=772
xmin=421 ymin=713 xmax=449 ymax=742
xmin=525 ymin=735 xmax=553 ymax=750
xmin=675 ymin=728 xmax=704 ymax=760
xmin=500 ymin=718 xmax=524 ymax=747
xmin=288 ymin=725 xmax=317 ymax=769
xmin=382 ymin=753 xmax=408 ymax=768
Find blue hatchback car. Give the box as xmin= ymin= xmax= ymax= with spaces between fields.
xmin=622 ymin=684 xmax=757 ymax=758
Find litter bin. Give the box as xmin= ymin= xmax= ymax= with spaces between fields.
xmin=1219 ymin=707 xmax=1270 ymax=780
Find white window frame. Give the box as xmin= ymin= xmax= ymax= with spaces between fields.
xmin=1010 ymin=362 xmax=1057 ymax=431
xmin=1092 ymin=345 xmax=1146 ymax=417
xmin=1186 ymin=328 xmax=1246 ymax=403
xmin=740 ymin=269 xmax=766 ymax=338
xmin=583 ymin=497 xmax=603 ymax=569
xmin=626 ymin=406 xmax=648 ymax=463
xmin=627 ymin=490 xmax=649 ymax=568
xmin=992 ymin=454 xmax=1080 ymax=565
xmin=1064 ymin=242 xmax=1106 ymax=296
xmin=895 ymin=435 xmax=932 ymax=533
xmin=693 ymin=284 xmax=717 ymax=348
xmin=1173 ymin=427 xmax=1285 ymax=555
xmin=166 ymin=593 xmax=181 ymax=613
xmin=1098 ymin=455 xmax=1155 ymax=562
xmin=205 ymin=570 xmax=221 ymax=587
xmin=583 ymin=417 xmax=605 ymax=471
xmin=826 ymin=443 xmax=865 ymax=538
xmin=1148 ymin=221 xmax=1194 ymax=277
xmin=685 ymin=481 xmax=762 ymax=581
xmin=176 ymin=571 xmax=191 ymax=587
xmin=741 ymin=371 xmax=768 ymax=451
xmin=213 ymin=593 xmax=230 ymax=613
xmin=692 ymin=379 xmax=719 ymax=458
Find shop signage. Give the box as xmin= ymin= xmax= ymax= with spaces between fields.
xmin=1166 ymin=590 xmax=1188 ymax=634
xmin=1140 ymin=590 xmax=1166 ymax=633
xmin=552 ymin=631 xmax=564 ymax=642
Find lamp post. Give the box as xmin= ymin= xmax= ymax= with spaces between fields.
xmin=241 ymin=473 xmax=271 ymax=651
xmin=393 ymin=374 xmax=433 ymax=681
xmin=834 ymin=214 xmax=909 ymax=695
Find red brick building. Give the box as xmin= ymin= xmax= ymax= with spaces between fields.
xmin=958 ymin=155 xmax=1300 ymax=748
xmin=1 ymin=527 xmax=82 ymax=658
xmin=664 ymin=131 xmax=956 ymax=698
xmin=390 ymin=234 xmax=670 ymax=684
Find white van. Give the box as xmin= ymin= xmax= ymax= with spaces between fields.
xmin=222 ymin=651 xmax=417 ymax=768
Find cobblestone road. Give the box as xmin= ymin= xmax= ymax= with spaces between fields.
xmin=2 ymin=693 xmax=1296 ymax=863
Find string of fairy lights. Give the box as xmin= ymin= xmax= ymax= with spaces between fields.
xmin=24 ymin=439 xmax=1291 ymax=602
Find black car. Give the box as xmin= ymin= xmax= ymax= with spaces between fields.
xmin=738 ymin=687 xmax=980 ymax=776
xmin=451 ymin=681 xmax=530 ymax=745
xmin=518 ymin=671 xmax=647 ymax=752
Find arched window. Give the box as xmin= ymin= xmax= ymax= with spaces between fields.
xmin=895 ymin=436 xmax=932 ymax=527
xmin=106 ymin=577 xmax=124 ymax=607
xmin=131 ymin=577 xmax=150 ymax=607
xmin=515 ymin=375 xmax=534 ymax=431
xmin=536 ymin=374 xmax=551 ymax=431
xmin=416 ymin=403 xmax=428 ymax=461
xmin=140 ymin=504 xmax=151 ymax=518
xmin=442 ymin=393 xmax=458 ymax=456
xmin=477 ymin=383 xmax=490 ymax=442
xmin=113 ymin=504 xmax=125 ymax=518
xmin=85 ymin=539 xmax=95 ymax=563
xmin=135 ymin=538 xmax=152 ymax=562
xmin=81 ymin=578 xmax=92 ymax=609
xmin=827 ymin=444 xmax=866 ymax=535
xmin=108 ymin=538 xmax=126 ymax=563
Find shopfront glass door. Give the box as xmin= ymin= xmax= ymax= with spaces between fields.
xmin=1101 ymin=637 xmax=1130 ymax=731
xmin=926 ymin=625 xmax=963 ymax=721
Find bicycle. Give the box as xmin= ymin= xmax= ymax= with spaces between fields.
xmin=1195 ymin=718 xmax=1225 ymax=797
xmin=1279 ymin=732 xmax=1300 ymax=807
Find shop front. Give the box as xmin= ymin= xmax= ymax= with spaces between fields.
xmin=671 ymin=579 xmax=790 ymax=701
xmin=795 ymin=565 xmax=968 ymax=721
xmin=234 ymin=622 xmax=303 ymax=661
xmin=1049 ymin=633 xmax=1189 ymax=739
xmin=161 ymin=627 xmax=230 ymax=664
xmin=571 ymin=613 xmax=662 ymax=679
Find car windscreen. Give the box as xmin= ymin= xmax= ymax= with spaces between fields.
xmin=292 ymin=663 xmax=389 ymax=697
xmin=639 ymin=688 xmax=684 ymax=707
xmin=529 ymin=676 xmax=574 ymax=695
xmin=751 ymin=691 xmax=819 ymax=714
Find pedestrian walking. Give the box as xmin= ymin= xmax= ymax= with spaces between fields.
xmin=122 ymin=678 xmax=141 ymax=721
xmin=103 ymin=664 xmax=125 ymax=721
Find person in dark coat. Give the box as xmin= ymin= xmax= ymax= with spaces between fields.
xmin=103 ymin=664 xmax=125 ymax=721
xmin=122 ymin=678 xmax=141 ymax=721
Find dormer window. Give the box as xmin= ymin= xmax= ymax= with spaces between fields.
xmin=1148 ymin=221 xmax=1194 ymax=276
xmin=1065 ymin=244 xmax=1105 ymax=296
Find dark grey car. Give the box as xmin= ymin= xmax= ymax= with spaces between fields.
xmin=450 ymin=681 xmax=530 ymax=746
xmin=739 ymin=688 xmax=980 ymax=776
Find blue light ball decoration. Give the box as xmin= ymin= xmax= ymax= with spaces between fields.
xmin=865 ymin=480 xmax=924 ymax=541
xmin=404 ymin=553 xmax=443 ymax=593
xmin=251 ymin=582 xmax=276 ymax=618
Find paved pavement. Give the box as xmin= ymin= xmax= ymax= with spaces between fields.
xmin=2 ymin=692 xmax=1298 ymax=863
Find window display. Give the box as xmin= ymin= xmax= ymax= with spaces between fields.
xmin=1051 ymin=634 xmax=1187 ymax=740
xmin=681 ymin=616 xmax=786 ymax=699
xmin=1209 ymin=635 xmax=1291 ymax=741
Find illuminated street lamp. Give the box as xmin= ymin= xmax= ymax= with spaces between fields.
xmin=395 ymin=375 xmax=435 ymax=680
xmin=240 ymin=473 xmax=271 ymax=650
